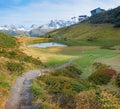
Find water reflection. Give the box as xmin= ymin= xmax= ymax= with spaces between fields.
xmin=28 ymin=42 xmax=67 ymax=48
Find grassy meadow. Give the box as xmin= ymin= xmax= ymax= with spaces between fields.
xmin=21 ymin=36 xmax=120 ymax=108
xmin=0 ymin=21 xmax=120 ymax=109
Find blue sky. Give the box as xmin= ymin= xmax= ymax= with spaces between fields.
xmin=0 ymin=0 xmax=119 ymax=27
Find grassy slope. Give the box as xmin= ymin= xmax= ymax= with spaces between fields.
xmin=0 ymin=32 xmax=16 ymax=48
xmin=0 ymin=33 xmax=44 ymax=108
xmin=47 ymin=23 xmax=120 ymax=46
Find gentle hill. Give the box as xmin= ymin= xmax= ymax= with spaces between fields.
xmin=45 ymin=23 xmax=120 ymax=46
xmin=43 ymin=6 xmax=120 ymax=47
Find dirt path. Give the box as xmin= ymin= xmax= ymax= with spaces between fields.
xmin=5 ymin=59 xmax=73 ymax=109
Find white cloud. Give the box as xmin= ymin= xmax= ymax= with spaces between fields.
xmin=0 ymin=0 xmax=119 ymax=27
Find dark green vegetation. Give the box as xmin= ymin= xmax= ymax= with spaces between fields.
xmin=0 ymin=32 xmax=16 ymax=48
xmin=6 ymin=62 xmax=24 ymax=74
xmin=53 ymin=64 xmax=82 ymax=79
xmin=32 ymin=62 xmax=120 ymax=109
xmin=31 ymin=64 xmax=91 ymax=109
xmin=89 ymin=63 xmax=116 ymax=85
xmin=89 ymin=6 xmax=120 ymax=27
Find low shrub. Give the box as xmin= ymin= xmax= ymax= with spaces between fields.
xmin=20 ymin=55 xmax=43 ymax=66
xmin=6 ymin=61 xmax=24 ymax=74
xmin=87 ymin=36 xmax=97 ymax=42
xmin=89 ymin=65 xmax=116 ymax=85
xmin=52 ymin=64 xmax=82 ymax=79
xmin=76 ymin=90 xmax=102 ymax=109
xmin=39 ymin=75 xmax=88 ymax=109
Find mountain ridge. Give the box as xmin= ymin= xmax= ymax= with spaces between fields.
xmin=0 ymin=19 xmax=77 ymax=37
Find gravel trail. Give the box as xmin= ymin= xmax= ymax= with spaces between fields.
xmin=5 ymin=59 xmax=73 ymax=109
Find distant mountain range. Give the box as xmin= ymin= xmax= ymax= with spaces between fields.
xmin=0 ymin=19 xmax=77 ymax=37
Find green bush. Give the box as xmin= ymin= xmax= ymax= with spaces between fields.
xmin=6 ymin=61 xmax=24 ymax=73
xmin=89 ymin=65 xmax=116 ymax=85
xmin=20 ymin=55 xmax=43 ymax=66
xmin=39 ymin=75 xmax=88 ymax=109
xmin=114 ymin=20 xmax=120 ymax=27
xmin=116 ymin=73 xmax=120 ymax=87
xmin=52 ymin=64 xmax=82 ymax=79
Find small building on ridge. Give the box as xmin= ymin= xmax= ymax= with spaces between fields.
xmin=91 ymin=7 xmax=105 ymax=16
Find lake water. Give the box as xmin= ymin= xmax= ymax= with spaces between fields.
xmin=28 ymin=42 xmax=67 ymax=48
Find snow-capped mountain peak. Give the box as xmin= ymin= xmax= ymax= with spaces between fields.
xmin=30 ymin=24 xmax=38 ymax=30
xmin=17 ymin=25 xmax=27 ymax=31
xmin=0 ymin=18 xmax=78 ymax=36
xmin=0 ymin=24 xmax=17 ymax=31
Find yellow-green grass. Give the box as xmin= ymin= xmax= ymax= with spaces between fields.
xmin=26 ymin=45 xmax=119 ymax=79
xmin=73 ymin=49 xmax=118 ymax=78
xmin=24 ymin=37 xmax=51 ymax=45
xmin=21 ymin=37 xmax=99 ymax=61
xmin=0 ymin=32 xmax=16 ymax=48
xmin=0 ymin=58 xmax=16 ymax=108
xmin=23 ymin=41 xmax=99 ymax=68
xmin=0 ymin=55 xmax=44 ymax=108
xmin=95 ymin=54 xmax=120 ymax=72
xmin=23 ymin=37 xmax=119 ymax=76
xmin=0 ymin=35 xmax=45 ymax=108
xmin=47 ymin=23 xmax=120 ymax=46
xmin=24 ymin=37 xmax=120 ymax=108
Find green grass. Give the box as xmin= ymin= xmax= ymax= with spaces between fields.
xmin=25 ymin=37 xmax=51 ymax=45
xmin=44 ymin=56 xmax=71 ymax=67
xmin=46 ymin=23 xmax=120 ymax=46
xmin=31 ymin=79 xmax=47 ymax=101
xmin=0 ymin=32 xmax=16 ymax=48
xmin=0 ymin=75 xmax=10 ymax=88
xmin=73 ymin=49 xmax=117 ymax=78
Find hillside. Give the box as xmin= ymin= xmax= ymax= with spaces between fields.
xmin=44 ymin=6 xmax=120 ymax=47
xmin=45 ymin=23 xmax=120 ymax=46
xmin=0 ymin=32 xmax=44 ymax=108
xmin=0 ymin=32 xmax=16 ymax=48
